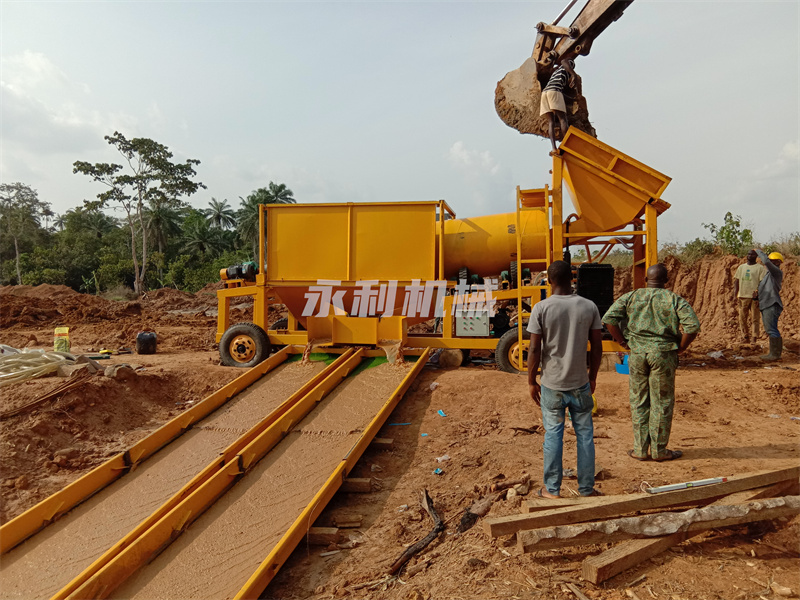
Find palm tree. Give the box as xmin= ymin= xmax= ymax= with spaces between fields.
xmin=237 ymin=182 xmax=296 ymax=259
xmin=183 ymin=212 xmax=223 ymax=256
xmin=53 ymin=213 xmax=67 ymax=232
xmin=263 ymin=182 xmax=296 ymax=205
xmin=85 ymin=210 xmax=117 ymax=239
xmin=145 ymin=199 xmax=183 ymax=255
xmin=203 ymin=197 xmax=236 ymax=230
xmin=237 ymin=194 xmax=260 ymax=259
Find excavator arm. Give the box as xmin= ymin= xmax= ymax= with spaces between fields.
xmin=532 ymin=0 xmax=634 ymax=74
xmin=495 ymin=0 xmax=634 ymax=137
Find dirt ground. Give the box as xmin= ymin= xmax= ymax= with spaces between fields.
xmin=1 ymin=255 xmax=798 ymax=599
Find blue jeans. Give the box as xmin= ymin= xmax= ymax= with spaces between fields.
xmin=541 ymin=383 xmax=596 ymax=496
xmin=761 ymin=303 xmax=783 ymax=338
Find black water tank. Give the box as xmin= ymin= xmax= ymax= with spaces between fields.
xmin=576 ymin=263 xmax=615 ymax=317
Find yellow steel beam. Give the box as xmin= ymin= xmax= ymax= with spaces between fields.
xmin=234 ymin=348 xmax=431 ymax=599
xmin=0 ymin=346 xmax=292 ymax=555
xmin=60 ymin=349 xmax=365 ymax=600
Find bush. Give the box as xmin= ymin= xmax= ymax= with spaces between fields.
xmin=702 ymin=212 xmax=753 ymax=257
xmin=763 ymin=233 xmax=800 ymax=258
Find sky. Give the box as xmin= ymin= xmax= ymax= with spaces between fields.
xmin=1 ymin=0 xmax=798 ymax=244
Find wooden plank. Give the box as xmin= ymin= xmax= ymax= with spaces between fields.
xmin=316 ymin=512 xmax=363 ymax=528
xmin=484 ymin=466 xmax=800 ymax=537
xmin=518 ymin=495 xmax=799 ymax=553
xmin=524 ymin=495 xmax=612 ymax=513
xmin=341 ymin=478 xmax=373 ymax=493
xmin=581 ymin=481 xmax=793 ymax=584
xmin=306 ymin=527 xmax=340 ymax=546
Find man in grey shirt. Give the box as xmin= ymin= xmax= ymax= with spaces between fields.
xmin=527 ymin=260 xmax=603 ymax=498
xmin=754 ymin=249 xmax=784 ymax=361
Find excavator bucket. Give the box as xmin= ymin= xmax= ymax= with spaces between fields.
xmin=494 ymin=57 xmax=596 ymax=139
xmin=559 ymin=127 xmax=671 ymax=236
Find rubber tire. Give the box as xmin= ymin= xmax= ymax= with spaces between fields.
xmin=495 ymin=328 xmax=527 ymax=373
xmin=269 ymin=318 xmax=289 ymax=331
xmin=219 ymin=322 xmax=271 ymax=368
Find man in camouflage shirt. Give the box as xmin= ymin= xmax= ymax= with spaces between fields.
xmin=602 ymin=264 xmax=700 ymax=461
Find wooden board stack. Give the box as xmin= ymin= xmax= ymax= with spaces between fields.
xmin=482 ymin=467 xmax=800 ymax=584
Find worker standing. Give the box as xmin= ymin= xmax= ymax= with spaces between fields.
xmin=540 ymin=58 xmax=577 ymax=154
xmin=602 ymin=264 xmax=700 ymax=462
xmin=733 ymin=250 xmax=766 ymax=343
xmin=753 ymin=249 xmax=784 ymax=361
xmin=527 ymin=260 xmax=603 ymax=498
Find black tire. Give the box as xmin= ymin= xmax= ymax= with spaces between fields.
xmin=509 ymin=261 xmax=518 ymax=290
xmin=219 ymin=322 xmax=271 ymax=368
xmin=495 ymin=328 xmax=527 ymax=373
xmin=269 ymin=318 xmax=289 ymax=331
xmin=267 ymin=318 xmax=289 ymax=353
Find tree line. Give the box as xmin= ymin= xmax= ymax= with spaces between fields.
xmin=0 ymin=132 xmax=296 ymax=295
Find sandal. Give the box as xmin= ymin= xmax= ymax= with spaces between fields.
xmin=627 ymin=449 xmax=650 ymax=461
xmin=537 ymin=487 xmax=560 ymax=499
xmin=653 ymin=449 xmax=683 ymax=462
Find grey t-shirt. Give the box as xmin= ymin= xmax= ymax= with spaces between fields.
xmin=527 ymin=294 xmax=602 ymax=391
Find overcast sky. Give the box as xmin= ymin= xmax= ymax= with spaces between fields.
xmin=2 ymin=1 xmax=798 ymax=243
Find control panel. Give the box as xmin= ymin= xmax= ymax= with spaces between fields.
xmin=455 ymin=310 xmax=491 ymax=337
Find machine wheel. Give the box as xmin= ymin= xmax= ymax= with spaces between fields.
xmin=269 ymin=318 xmax=289 ymax=331
xmin=509 ymin=261 xmax=518 ymax=289
xmin=219 ymin=322 xmax=271 ymax=368
xmin=495 ymin=328 xmax=528 ymax=373
xmin=267 ymin=318 xmax=289 ymax=353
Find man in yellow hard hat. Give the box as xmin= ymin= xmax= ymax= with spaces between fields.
xmin=753 ymin=249 xmax=784 ymax=361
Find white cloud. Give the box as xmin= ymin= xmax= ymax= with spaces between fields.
xmin=446 ymin=141 xmax=500 ymax=176
xmin=0 ymin=51 xmax=137 ymax=155
xmin=754 ymin=141 xmax=800 ymax=179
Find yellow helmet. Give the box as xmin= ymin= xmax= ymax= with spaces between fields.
xmin=768 ymin=251 xmax=784 ymax=261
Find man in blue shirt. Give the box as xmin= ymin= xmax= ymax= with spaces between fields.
xmin=753 ymin=249 xmax=784 ymax=361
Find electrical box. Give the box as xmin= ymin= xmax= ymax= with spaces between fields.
xmin=455 ymin=311 xmax=490 ymax=337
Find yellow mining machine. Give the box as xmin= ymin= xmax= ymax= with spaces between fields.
xmin=216 ymin=128 xmax=671 ymax=372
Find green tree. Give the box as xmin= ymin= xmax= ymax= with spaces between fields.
xmin=73 ymin=132 xmax=205 ymax=295
xmin=0 ymin=182 xmax=52 ymax=284
xmin=237 ymin=182 xmax=296 ymax=258
xmin=203 ymin=197 xmax=236 ymax=230
xmin=145 ymin=198 xmax=183 ymax=255
xmin=702 ymin=212 xmax=754 ymax=257
xmin=182 ymin=210 xmax=223 ymax=256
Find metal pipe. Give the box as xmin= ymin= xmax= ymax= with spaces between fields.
xmin=553 ymin=0 xmax=580 ymax=26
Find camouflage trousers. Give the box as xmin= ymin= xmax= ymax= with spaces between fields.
xmin=628 ymin=350 xmax=679 ymax=459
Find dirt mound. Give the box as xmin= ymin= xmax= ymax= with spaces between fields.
xmin=196 ymin=281 xmax=224 ymax=297
xmin=0 ymin=364 xmax=239 ymax=523
xmin=0 ymin=284 xmax=81 ymax=298
xmin=142 ymin=288 xmax=209 ymax=312
xmin=614 ymin=254 xmax=799 ymax=350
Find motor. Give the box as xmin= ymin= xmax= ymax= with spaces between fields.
xmin=220 ymin=261 xmax=258 ymax=282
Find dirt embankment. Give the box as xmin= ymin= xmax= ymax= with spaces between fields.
xmin=614 ymin=254 xmax=799 ymax=350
